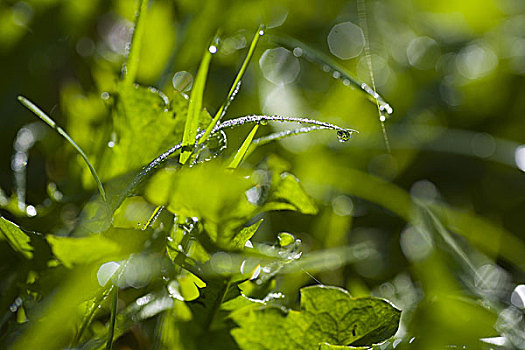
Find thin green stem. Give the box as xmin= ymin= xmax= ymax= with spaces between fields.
xmin=72 ymin=286 xmax=113 ymax=346
xmin=17 ymin=96 xmax=107 ymax=203
xmin=105 ymin=286 xmax=118 ymax=350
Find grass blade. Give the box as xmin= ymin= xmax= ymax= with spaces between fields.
xmin=228 ymin=124 xmax=259 ymax=169
xmin=215 ymin=114 xmax=358 ymax=136
xmin=72 ymin=286 xmax=113 ymax=346
xmin=271 ymin=34 xmax=393 ymax=117
xmin=17 ymin=96 xmax=107 ymax=203
xmin=105 ymin=286 xmax=118 ymax=350
xmin=179 ymin=34 xmax=219 ymax=164
xmin=199 ymin=25 xmax=265 ymax=146
xmin=122 ymin=0 xmax=149 ymax=85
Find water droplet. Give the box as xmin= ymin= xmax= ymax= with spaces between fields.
xmin=9 ymin=297 xmax=22 ymax=313
xmin=258 ymin=30 xmax=265 ymax=36
xmin=208 ymin=45 xmax=217 ymax=54
xmin=332 ymin=71 xmax=341 ymax=79
xmin=101 ymin=92 xmax=110 ymax=100
xmin=278 ymin=232 xmax=295 ymax=247
xmin=511 ymin=284 xmax=525 ymax=308
xmin=260 ymin=119 xmax=268 ymax=126
xmin=293 ymin=47 xmax=303 ymax=57
xmin=515 ymin=145 xmax=525 ymax=172
xmin=337 ymin=130 xmax=352 ymax=142
xmin=379 ymin=114 xmax=387 ymax=122
xmin=26 ymin=205 xmax=37 ymax=217
xmin=107 ymin=140 xmax=115 ymax=148
xmin=379 ymin=103 xmax=393 ymax=115
xmin=343 ymin=79 xmax=350 ymax=86
xmin=172 ymin=71 xmax=193 ymax=92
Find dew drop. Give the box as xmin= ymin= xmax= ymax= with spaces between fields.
xmin=337 ymin=130 xmax=352 ymax=142
xmin=208 ymin=45 xmax=217 ymax=54
xmin=379 ymin=103 xmax=393 ymax=115
xmin=332 ymin=71 xmax=341 ymax=79
xmin=259 ymin=30 xmax=265 ymax=36
xmin=101 ymin=92 xmax=110 ymax=100
xmin=379 ymin=114 xmax=387 ymax=122
xmin=26 ymin=205 xmax=37 ymax=217
xmin=260 ymin=119 xmax=268 ymax=126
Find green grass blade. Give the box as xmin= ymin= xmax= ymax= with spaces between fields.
xmin=179 ymin=35 xmax=218 ymax=164
xmin=228 ymin=124 xmax=259 ymax=169
xmin=17 ymin=96 xmax=107 ymax=203
xmin=271 ymin=34 xmax=393 ymax=117
xmin=216 ymin=115 xmax=358 ymax=135
xmin=122 ymin=0 xmax=149 ymax=85
xmin=105 ymin=286 xmax=118 ymax=350
xmin=73 ymin=286 xmax=113 ymax=346
xmin=199 ymin=25 xmax=265 ymax=146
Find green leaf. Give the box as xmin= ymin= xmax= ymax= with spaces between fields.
xmin=231 ymin=285 xmax=401 ymax=350
xmin=99 ymin=84 xmax=211 ymax=181
xmin=0 ymin=216 xmax=33 ymax=259
xmin=47 ymin=228 xmax=150 ymax=268
xmin=180 ymin=42 xmax=214 ymax=164
xmin=231 ymin=219 xmax=263 ymax=250
xmin=144 ymin=163 xmax=256 ymax=248
xmin=262 ymin=173 xmax=318 ymax=215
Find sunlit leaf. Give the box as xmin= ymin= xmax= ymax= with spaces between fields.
xmin=231 ymin=219 xmax=263 ymax=250
xmin=262 ymin=173 xmax=318 ymax=215
xmin=231 ymin=285 xmax=401 ymax=349
xmin=0 ymin=216 xmax=33 ymax=259
xmin=47 ymin=228 xmax=150 ymax=268
xmin=144 ymin=163 xmax=256 ymax=247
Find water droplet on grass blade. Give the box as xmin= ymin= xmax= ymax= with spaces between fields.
xmin=379 ymin=103 xmax=393 ymax=115
xmin=278 ymin=232 xmax=295 ymax=247
xmin=26 ymin=205 xmax=37 ymax=217
xmin=337 ymin=130 xmax=352 ymax=142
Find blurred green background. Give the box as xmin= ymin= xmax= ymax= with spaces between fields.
xmin=1 ymin=0 xmax=525 ymax=348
